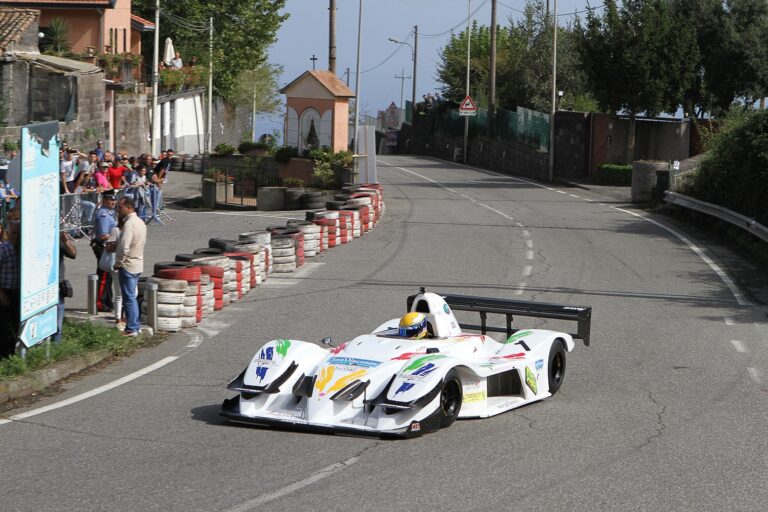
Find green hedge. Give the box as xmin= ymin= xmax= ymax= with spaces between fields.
xmin=596 ymin=163 xmax=632 ymax=185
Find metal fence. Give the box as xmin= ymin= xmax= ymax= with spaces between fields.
xmin=664 ymin=191 xmax=768 ymax=243
xmin=405 ymin=100 xmax=550 ymax=150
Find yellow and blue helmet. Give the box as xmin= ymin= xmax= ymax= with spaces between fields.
xmin=399 ymin=312 xmax=428 ymax=339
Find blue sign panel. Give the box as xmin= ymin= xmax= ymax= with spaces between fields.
xmin=19 ymin=122 xmax=60 ymax=347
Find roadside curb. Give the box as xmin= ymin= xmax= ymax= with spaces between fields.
xmin=0 ymin=348 xmax=112 ymax=405
xmin=0 ymin=314 xmax=155 ymax=406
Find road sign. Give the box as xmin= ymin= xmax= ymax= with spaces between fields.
xmin=459 ymin=95 xmax=477 ymax=116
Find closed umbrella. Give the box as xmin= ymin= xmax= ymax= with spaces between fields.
xmin=163 ymin=37 xmax=175 ymax=65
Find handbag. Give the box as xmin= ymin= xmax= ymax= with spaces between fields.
xmin=59 ymin=279 xmax=73 ymax=299
xmin=98 ymin=246 xmax=116 ymax=273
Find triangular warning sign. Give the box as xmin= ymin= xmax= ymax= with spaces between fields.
xmin=459 ymin=95 xmax=477 ymax=111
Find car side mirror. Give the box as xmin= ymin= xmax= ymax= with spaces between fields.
xmin=321 ymin=337 xmax=335 ymax=347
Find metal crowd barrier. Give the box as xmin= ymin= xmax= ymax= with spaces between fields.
xmin=664 ymin=191 xmax=768 ymax=243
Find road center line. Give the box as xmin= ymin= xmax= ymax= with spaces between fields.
xmin=223 ymin=457 xmax=360 ymax=512
xmin=0 ymin=356 xmax=179 ymax=426
xmin=730 ymin=340 xmax=746 ymax=353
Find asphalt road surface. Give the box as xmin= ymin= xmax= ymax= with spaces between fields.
xmin=2 ymin=155 xmax=767 ymax=511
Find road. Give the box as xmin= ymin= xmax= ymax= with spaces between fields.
xmin=2 ymin=155 xmax=766 ymax=511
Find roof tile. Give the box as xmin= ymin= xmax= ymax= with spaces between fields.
xmin=0 ymin=8 xmax=38 ymax=54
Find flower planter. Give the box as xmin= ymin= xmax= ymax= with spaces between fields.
xmin=216 ymin=182 xmax=235 ymax=203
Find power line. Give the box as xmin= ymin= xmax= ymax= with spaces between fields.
xmin=497 ymin=1 xmax=603 ymax=17
xmin=359 ymin=30 xmax=414 ymax=74
xmin=421 ymin=0 xmax=489 ymax=38
xmin=160 ymin=10 xmax=210 ymax=32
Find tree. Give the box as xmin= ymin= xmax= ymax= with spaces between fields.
xmin=41 ymin=18 xmax=72 ymax=56
xmin=577 ymin=0 xmax=698 ymax=160
xmin=230 ymin=64 xmax=284 ymax=115
xmin=674 ymin=0 xmax=768 ymax=117
xmin=133 ymin=0 xmax=288 ymax=99
xmin=435 ymin=1 xmax=592 ymax=113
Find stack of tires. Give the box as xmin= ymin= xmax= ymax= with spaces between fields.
xmin=287 ymin=220 xmax=322 ymax=258
xmin=340 ymin=207 xmax=362 ymax=238
xmin=312 ymin=211 xmax=339 ymax=248
xmin=301 ymin=191 xmax=325 ymax=210
xmin=338 ymin=210 xmax=353 ymax=244
xmin=226 ymin=255 xmax=250 ymax=300
xmin=148 ymin=263 xmax=203 ymax=332
xmin=269 ymin=227 xmax=304 ymax=267
xmin=226 ymin=252 xmax=256 ymax=291
xmin=270 ymin=234 xmax=296 ymax=273
xmin=284 ymin=188 xmax=305 ymax=210
xmin=239 ymin=231 xmax=271 ymax=280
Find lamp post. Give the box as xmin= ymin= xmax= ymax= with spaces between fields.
xmin=388 ymin=26 xmax=417 ymax=116
xmin=548 ymin=0 xmax=558 ymax=183
xmin=352 ymin=0 xmax=364 ymax=178
xmin=151 ymin=0 xmax=160 ymax=156
xmin=463 ymin=0 xmax=471 ymax=164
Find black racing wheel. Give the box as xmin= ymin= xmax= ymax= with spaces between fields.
xmin=548 ymin=339 xmax=567 ymax=395
xmin=438 ymin=369 xmax=463 ymax=428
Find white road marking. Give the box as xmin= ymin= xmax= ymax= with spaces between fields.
xmin=613 ymin=207 xmax=753 ymax=306
xmin=186 ymin=330 xmax=203 ymax=348
xmin=747 ymin=367 xmax=762 ymax=384
xmin=523 ymin=266 xmax=533 ymax=277
xmin=569 ymin=194 xmax=581 ymax=198
xmin=526 ymin=251 xmax=534 ymax=260
xmin=526 ymin=240 xmax=534 ymax=248
xmin=204 ymin=211 xmax=302 ymax=220
xmin=725 ymin=316 xmax=735 ymax=326
xmin=522 ymin=230 xmax=530 ymax=237
xmin=0 ymin=357 xmax=179 ymax=427
xmin=224 ymin=457 xmax=360 ymax=512
xmin=556 ymin=190 xmax=566 ymax=194
xmin=731 ymin=340 xmax=746 ymax=353
xmin=515 ymin=283 xmax=527 ymax=295
xmin=196 ymin=319 xmax=232 ymax=338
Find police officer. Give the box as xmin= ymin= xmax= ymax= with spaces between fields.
xmin=91 ymin=190 xmax=118 ymax=311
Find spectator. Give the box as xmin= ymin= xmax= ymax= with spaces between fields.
xmin=170 ymin=51 xmax=183 ymax=69
xmin=0 ymin=178 xmax=19 ymax=211
xmin=94 ymin=162 xmax=112 ymax=190
xmin=60 ymin=149 xmax=80 ymax=193
xmin=92 ymin=191 xmax=118 ymax=312
xmin=94 ymin=140 xmax=105 ymax=161
xmin=112 ymin=197 xmax=146 ymax=337
xmin=107 ymin=157 xmax=127 ymax=190
xmin=75 ymin=166 xmax=100 ymax=232
xmin=187 ymin=55 xmax=198 ymax=67
xmin=53 ymin=231 xmax=76 ymax=343
xmin=0 ymin=155 xmax=8 ymax=182
xmin=0 ymin=220 xmax=20 ymax=359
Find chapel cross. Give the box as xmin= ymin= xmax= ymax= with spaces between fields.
xmin=310 ymin=54 xmax=318 ymax=70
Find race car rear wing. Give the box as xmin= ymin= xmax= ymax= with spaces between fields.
xmin=406 ymin=292 xmax=592 ymax=346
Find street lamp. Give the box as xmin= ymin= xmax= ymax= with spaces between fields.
xmin=388 ymin=28 xmax=418 ymax=116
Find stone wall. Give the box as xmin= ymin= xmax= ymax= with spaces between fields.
xmin=114 ymin=92 xmax=148 ymax=156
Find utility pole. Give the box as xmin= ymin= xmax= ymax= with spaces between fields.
xmin=353 ymin=0 xmax=364 ymax=177
xmin=396 ymin=68 xmax=412 ymax=110
xmin=489 ymin=0 xmax=497 ymax=138
xmin=151 ymin=0 xmax=160 ymax=156
xmin=412 ymin=25 xmax=418 ymax=116
xmin=463 ymin=0 xmax=471 ymax=165
xmin=207 ymin=16 xmax=213 ymax=154
xmin=329 ymin=0 xmax=337 ymax=73
xmin=548 ymin=0 xmax=557 ymax=183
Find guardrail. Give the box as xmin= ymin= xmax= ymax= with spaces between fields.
xmin=664 ymin=191 xmax=768 ymax=243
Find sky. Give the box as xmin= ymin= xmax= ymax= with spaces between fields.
xmin=257 ymin=0 xmax=591 ymax=138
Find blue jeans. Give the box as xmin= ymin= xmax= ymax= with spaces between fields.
xmin=53 ymin=297 xmax=65 ymax=343
xmin=148 ymin=186 xmax=164 ymax=225
xmin=118 ymin=268 xmax=141 ymax=334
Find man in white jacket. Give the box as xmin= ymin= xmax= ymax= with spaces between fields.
xmin=111 ymin=197 xmax=147 ymax=337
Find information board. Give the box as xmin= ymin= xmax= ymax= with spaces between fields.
xmin=19 ymin=122 xmax=60 ymax=347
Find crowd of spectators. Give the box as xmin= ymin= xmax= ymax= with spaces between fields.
xmin=0 ymin=139 xmax=163 ymax=359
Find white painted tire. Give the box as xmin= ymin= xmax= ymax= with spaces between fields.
xmin=183 ymin=295 xmax=198 ymax=307
xmin=156 ymin=316 xmax=182 ymax=332
xmin=181 ymin=316 xmax=197 ymax=328
xmin=273 ymin=262 xmax=297 ymax=273
xmin=273 ymin=255 xmax=296 ymax=264
xmin=271 ymin=247 xmax=295 ymax=258
xmin=146 ymin=277 xmax=188 ymax=293
xmin=157 ymin=291 xmax=185 ymax=304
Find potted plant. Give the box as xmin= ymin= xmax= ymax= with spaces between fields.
xmin=283 ymin=177 xmax=305 ymax=188
xmin=237 ymin=141 xmax=269 ymax=157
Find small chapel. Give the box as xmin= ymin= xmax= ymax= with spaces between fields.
xmin=280 ymin=70 xmax=355 ymax=153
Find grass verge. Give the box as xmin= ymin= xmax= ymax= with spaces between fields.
xmin=0 ymin=320 xmax=147 ymax=380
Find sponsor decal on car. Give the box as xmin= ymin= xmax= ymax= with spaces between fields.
xmin=327 ymin=357 xmax=381 ymax=368
xmin=411 ymin=362 xmax=438 ymax=377
xmin=255 ymin=366 xmax=269 ymax=381
xmin=535 ymin=359 xmax=544 ymax=371
xmin=410 ymin=421 xmax=421 ymax=432
xmin=328 ymin=369 xmax=368 ymax=393
xmin=330 ymin=343 xmax=347 ymax=355
xmin=464 ymin=390 xmax=487 ymax=403
xmin=275 ymin=339 xmax=291 ymax=358
xmin=443 ymin=304 xmax=450 ymax=314
xmin=525 ymin=366 xmax=537 ymax=394
xmin=390 ymin=351 xmax=428 ymax=361
xmin=314 ymin=366 xmax=336 ymax=396
xmin=506 ymin=331 xmax=533 ymax=343
xmin=491 ymin=352 xmax=526 ymax=360
xmin=395 ymin=382 xmax=415 ymax=395
xmin=403 ymin=355 xmax=447 ymax=372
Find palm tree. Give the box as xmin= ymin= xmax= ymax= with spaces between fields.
xmin=42 ymin=18 xmax=72 ymax=56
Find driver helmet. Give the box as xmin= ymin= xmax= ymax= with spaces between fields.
xmin=399 ymin=312 xmax=428 ymax=339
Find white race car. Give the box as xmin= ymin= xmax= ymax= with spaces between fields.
xmin=220 ymin=290 xmax=591 ymax=438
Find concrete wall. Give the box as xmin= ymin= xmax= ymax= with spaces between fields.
xmin=114 ymin=92 xmax=149 ymax=156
